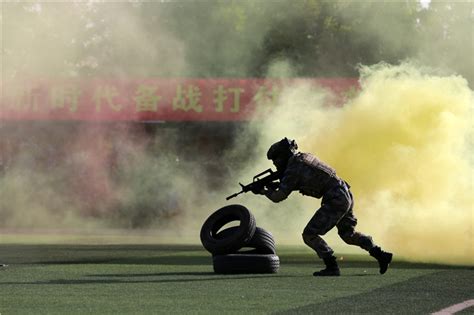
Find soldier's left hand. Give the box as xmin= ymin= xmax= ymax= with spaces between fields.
xmin=251 ymin=187 xmax=265 ymax=195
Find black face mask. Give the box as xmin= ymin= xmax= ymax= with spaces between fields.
xmin=273 ymin=156 xmax=289 ymax=172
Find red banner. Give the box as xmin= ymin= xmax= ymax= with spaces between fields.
xmin=0 ymin=78 xmax=358 ymax=121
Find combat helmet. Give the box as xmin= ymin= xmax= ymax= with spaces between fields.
xmin=267 ymin=138 xmax=298 ymax=170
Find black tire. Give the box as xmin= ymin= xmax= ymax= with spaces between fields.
xmin=213 ymin=254 xmax=280 ymax=274
xmin=200 ymin=204 xmax=256 ymax=255
xmin=215 ymin=226 xmax=276 ymax=255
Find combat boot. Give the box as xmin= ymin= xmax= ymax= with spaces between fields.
xmin=369 ymin=246 xmax=393 ymax=274
xmin=313 ymin=256 xmax=340 ymax=277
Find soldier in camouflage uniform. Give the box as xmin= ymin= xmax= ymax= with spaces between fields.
xmin=254 ymin=138 xmax=393 ymax=276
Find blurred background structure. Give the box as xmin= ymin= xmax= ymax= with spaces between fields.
xmin=0 ymin=0 xmax=472 ymax=259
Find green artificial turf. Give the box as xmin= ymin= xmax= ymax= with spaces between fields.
xmin=0 ymin=244 xmax=472 ymax=314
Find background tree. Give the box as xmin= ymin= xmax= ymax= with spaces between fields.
xmin=2 ymin=1 xmax=472 ymax=83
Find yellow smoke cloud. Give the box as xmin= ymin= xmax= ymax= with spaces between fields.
xmin=258 ymin=62 xmax=472 ymax=265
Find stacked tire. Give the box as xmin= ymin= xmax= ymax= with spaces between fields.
xmin=200 ymin=204 xmax=280 ymax=274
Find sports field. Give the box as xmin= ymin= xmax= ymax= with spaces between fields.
xmin=1 ymin=242 xmax=472 ymax=314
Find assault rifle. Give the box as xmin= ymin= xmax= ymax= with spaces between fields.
xmin=226 ymin=168 xmax=281 ymax=200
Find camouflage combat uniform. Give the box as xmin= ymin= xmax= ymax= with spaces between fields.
xmin=277 ymin=152 xmax=375 ymax=259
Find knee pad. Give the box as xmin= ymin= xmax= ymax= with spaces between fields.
xmin=302 ymin=233 xmax=315 ymax=246
xmin=303 ymin=224 xmax=330 ymax=237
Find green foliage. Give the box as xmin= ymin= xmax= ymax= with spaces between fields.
xmin=4 ymin=0 xmax=472 ymax=82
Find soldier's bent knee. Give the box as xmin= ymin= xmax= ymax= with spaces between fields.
xmin=338 ymin=229 xmax=354 ymax=240
xmin=338 ymin=230 xmax=359 ymax=245
xmin=303 ymin=224 xmax=329 ymax=236
xmin=302 ymin=232 xmax=311 ymax=244
xmin=302 ymin=232 xmax=317 ymax=246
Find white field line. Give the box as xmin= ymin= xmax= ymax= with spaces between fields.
xmin=431 ymin=299 xmax=474 ymax=315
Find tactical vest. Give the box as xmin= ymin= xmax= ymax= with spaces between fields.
xmin=286 ymin=152 xmax=339 ymax=198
